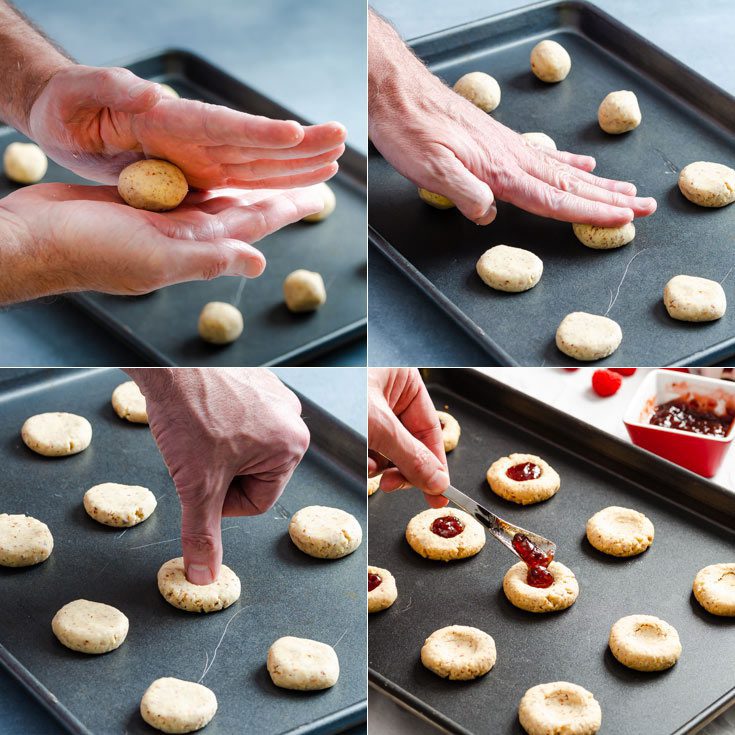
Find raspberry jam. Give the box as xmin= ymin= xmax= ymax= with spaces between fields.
xmin=430 ymin=515 xmax=464 ymax=538
xmin=368 ymin=573 xmax=382 ymax=592
xmin=506 ymin=462 xmax=542 ymax=482
xmin=650 ymin=398 xmax=735 ymax=437
xmin=512 ymin=533 xmax=554 ymax=588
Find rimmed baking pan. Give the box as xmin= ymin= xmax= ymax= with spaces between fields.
xmin=368 ymin=368 xmax=735 ymax=734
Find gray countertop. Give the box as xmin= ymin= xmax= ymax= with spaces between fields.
xmin=0 ymin=0 xmax=366 ymax=367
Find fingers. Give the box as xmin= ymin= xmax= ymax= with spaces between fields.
xmin=71 ymin=66 xmax=162 ymax=114
xmin=221 ymin=473 xmax=291 ymax=517
xmin=180 ymin=502 xmax=222 ymax=585
xmin=226 ymin=162 xmax=338 ymax=190
xmin=559 ymin=166 xmax=638 ymax=196
xmin=543 ymin=148 xmax=597 ymax=172
xmin=222 ymin=144 xmax=345 ymax=181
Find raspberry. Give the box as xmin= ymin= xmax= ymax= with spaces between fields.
xmin=592 ymin=369 xmax=622 ymax=397
xmin=563 ymin=368 xmax=579 ymax=372
xmin=610 ymin=368 xmax=636 ymax=377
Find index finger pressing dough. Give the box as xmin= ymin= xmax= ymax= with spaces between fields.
xmin=453 ymin=71 xmax=501 ymax=112
xmin=157 ymin=557 xmax=241 ymax=613
xmin=518 ymin=682 xmax=601 ymax=735
xmin=0 ymin=514 xmax=53 ymax=567
xmin=406 ymin=507 xmax=485 ymax=561
xmin=3 ymin=142 xmax=48 ymax=184
xmin=476 ymin=245 xmax=543 ymax=292
xmin=21 ymin=412 xmax=92 ymax=457
xmin=420 ymin=625 xmax=496 ymax=680
xmin=598 ymin=90 xmax=641 ymax=134
xmin=586 ymin=506 xmax=654 ymax=557
xmin=436 ymin=410 xmax=461 ymax=452
xmin=198 ymin=302 xmax=244 ymax=344
xmin=140 ymin=677 xmax=217 ymax=734
xmin=302 ymin=182 xmax=336 ymax=222
xmin=52 ymin=599 xmax=129 ymax=654
xmin=503 ymin=561 xmax=579 ymax=613
xmin=267 ymin=636 xmax=339 ymax=690
xmin=663 ymin=275 xmax=727 ymax=322
xmin=111 ymin=380 xmax=148 ymax=424
xmin=530 ymin=40 xmax=571 ymax=83
xmin=692 ymin=563 xmax=735 ymax=616
xmin=288 ymin=505 xmax=362 ymax=558
xmin=83 ymin=483 xmax=157 ymax=527
xmin=118 ymin=159 xmax=188 ymax=211
xmin=572 ymin=222 xmax=635 ymax=250
xmin=555 ymin=312 xmax=622 ymax=361
xmin=678 ymin=161 xmax=735 ymax=207
xmin=608 ymin=614 xmax=682 ymax=671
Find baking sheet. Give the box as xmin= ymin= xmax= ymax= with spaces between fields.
xmin=368 ymin=368 xmax=735 ymax=734
xmin=0 ymin=368 xmax=366 ymax=734
xmin=368 ymin=0 xmax=735 ymax=366
xmin=0 ymin=50 xmax=366 ymax=366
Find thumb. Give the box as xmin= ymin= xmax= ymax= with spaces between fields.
xmin=180 ymin=502 xmax=223 ymax=585
xmin=74 ymin=66 xmax=161 ymax=114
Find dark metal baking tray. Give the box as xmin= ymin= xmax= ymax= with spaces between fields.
xmin=0 ymin=49 xmax=366 ymax=366
xmin=368 ymin=0 xmax=735 ymax=367
xmin=368 ymin=368 xmax=735 ymax=734
xmin=0 ymin=368 xmax=366 ymax=734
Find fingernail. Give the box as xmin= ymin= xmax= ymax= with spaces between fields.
xmin=129 ymin=81 xmax=152 ymax=98
xmin=426 ymin=468 xmax=450 ymax=493
xmin=635 ymin=197 xmax=655 ymax=208
xmin=187 ymin=563 xmax=214 ymax=585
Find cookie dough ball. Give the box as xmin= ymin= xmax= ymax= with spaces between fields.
xmin=158 ymin=83 xmax=180 ymax=99
xmin=486 ymin=453 xmax=560 ymax=505
xmin=118 ymin=159 xmax=188 ymax=212
xmin=436 ymin=410 xmax=461 ymax=452
xmin=586 ymin=506 xmax=654 ymax=557
xmin=111 ymin=380 xmax=148 ymax=424
xmin=3 ymin=142 xmax=48 ymax=184
xmin=664 ymin=275 xmax=727 ymax=322
xmin=522 ymin=132 xmax=557 ymax=150
xmin=283 ymin=269 xmax=327 ymax=313
xmin=530 ymin=40 xmax=571 ymax=83
xmin=288 ymin=505 xmax=362 ymax=559
xmin=140 ymin=677 xmax=217 ymax=734
xmin=368 ymin=565 xmax=398 ymax=613
xmin=302 ymin=182 xmax=336 ymax=222
xmin=678 ymin=161 xmax=735 ymax=208
xmin=418 ymin=188 xmax=455 ymax=209
xmin=368 ymin=474 xmax=381 ymax=496
xmin=0 ymin=514 xmax=53 ymax=567
xmin=598 ymin=91 xmax=641 ymax=134
xmin=52 ymin=599 xmax=129 ymax=654
xmin=157 ymin=557 xmax=241 ymax=613
xmin=519 ymin=682 xmax=601 ymax=735
xmin=267 ymin=636 xmax=339 ymax=690
xmin=693 ymin=563 xmax=735 ymax=616
xmin=609 ymin=614 xmax=682 ymax=671
xmin=406 ymin=507 xmax=485 ymax=561
xmin=555 ymin=312 xmax=622 ymax=361
xmin=197 ymin=302 xmax=244 ymax=344
xmin=503 ymin=561 xmax=579 ymax=613
xmin=572 ymin=222 xmax=635 ymax=250
xmin=476 ymin=245 xmax=543 ymax=293
xmin=420 ymin=625 xmax=496 ymax=680
xmin=83 ymin=483 xmax=157 ymax=528
xmin=453 ymin=72 xmax=501 ymax=112
xmin=21 ymin=412 xmax=92 ymax=457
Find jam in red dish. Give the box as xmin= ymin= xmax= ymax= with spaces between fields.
xmin=430 ymin=515 xmax=464 ymax=538
xmin=512 ymin=533 xmax=554 ymax=588
xmin=506 ymin=462 xmax=542 ymax=482
xmin=368 ymin=573 xmax=382 ymax=592
xmin=650 ymin=398 xmax=735 ymax=437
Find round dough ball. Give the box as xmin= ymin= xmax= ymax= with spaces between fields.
xmin=368 ymin=565 xmax=398 ymax=613
xmin=405 ymin=507 xmax=485 ymax=561
xmin=598 ymin=90 xmax=641 ymax=134
xmin=586 ymin=506 xmax=654 ymax=557
xmin=118 ymin=159 xmax=188 ymax=212
xmin=0 ymin=513 xmax=53 ymax=567
xmin=572 ymin=222 xmax=635 ymax=250
xmin=609 ymin=614 xmax=682 ymax=671
xmin=476 ymin=245 xmax=543 ymax=293
xmin=418 ymin=188 xmax=455 ymax=209
xmin=158 ymin=83 xmax=180 ymax=99
xmin=530 ymin=40 xmax=571 ymax=83
xmin=678 ymin=161 xmax=735 ymax=208
xmin=555 ymin=312 xmax=622 ymax=361
xmin=302 ymin=182 xmax=336 ymax=222
xmin=111 ymin=380 xmax=148 ymax=424
xmin=21 ymin=412 xmax=92 ymax=457
xmin=283 ymin=269 xmax=327 ymax=312
xmin=453 ymin=72 xmax=501 ymax=112
xmin=436 ymin=410 xmax=461 ymax=452
xmin=522 ymin=132 xmax=557 ymax=150
xmin=503 ymin=561 xmax=579 ymax=613
xmin=197 ymin=302 xmax=244 ymax=344
xmin=157 ymin=557 xmax=241 ymax=613
xmin=420 ymin=625 xmax=496 ymax=680
xmin=519 ymin=682 xmax=601 ymax=735
xmin=267 ymin=636 xmax=339 ymax=690
xmin=3 ymin=142 xmax=48 ymax=184
xmin=693 ymin=563 xmax=735 ymax=616
xmin=288 ymin=505 xmax=362 ymax=559
xmin=368 ymin=473 xmax=381 ymax=496
xmin=486 ymin=453 xmax=560 ymax=505
xmin=140 ymin=677 xmax=217 ymax=734
xmin=83 ymin=482 xmax=157 ymax=528
xmin=664 ymin=275 xmax=726 ymax=322
xmin=52 ymin=599 xmax=129 ymax=654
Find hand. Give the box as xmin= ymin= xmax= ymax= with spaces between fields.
xmin=368 ymin=368 xmax=449 ymax=508
xmin=368 ymin=11 xmax=656 ymax=226
xmin=131 ymin=368 xmax=310 ymax=585
xmin=28 ymin=65 xmax=346 ymax=188
xmin=0 ymin=183 xmax=324 ymax=303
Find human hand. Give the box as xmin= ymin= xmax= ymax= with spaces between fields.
xmin=28 ymin=65 xmax=346 ymax=188
xmin=129 ymin=368 xmax=310 ymax=585
xmin=368 ymin=368 xmax=449 ymax=508
xmin=368 ymin=11 xmax=656 ymax=226
xmin=0 ymin=183 xmax=323 ymax=304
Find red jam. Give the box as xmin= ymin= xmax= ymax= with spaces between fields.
xmin=512 ymin=533 xmax=554 ymax=588
xmin=506 ymin=462 xmax=542 ymax=482
xmin=650 ymin=398 xmax=735 ymax=437
xmin=430 ymin=515 xmax=464 ymax=538
xmin=368 ymin=573 xmax=382 ymax=592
